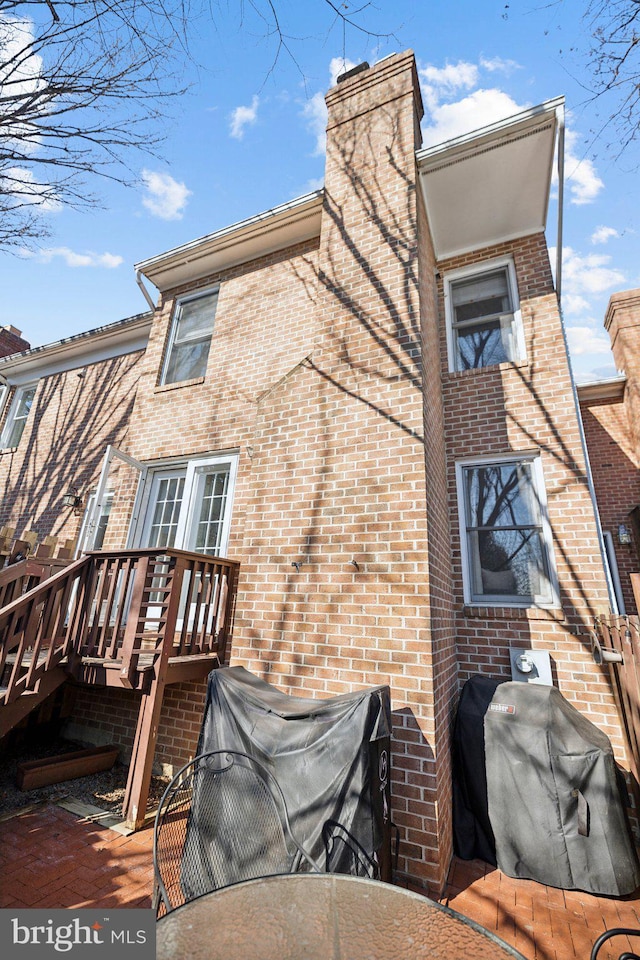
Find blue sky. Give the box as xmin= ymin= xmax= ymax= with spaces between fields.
xmin=1 ymin=0 xmax=638 ymax=382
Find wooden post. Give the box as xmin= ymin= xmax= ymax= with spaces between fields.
xmin=123 ymin=557 xmax=186 ymax=830
xmin=631 ymin=574 xmax=640 ymax=615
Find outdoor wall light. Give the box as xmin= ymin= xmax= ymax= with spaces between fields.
xmin=63 ymin=487 xmax=83 ymax=511
xmin=618 ymin=523 xmax=633 ymax=545
xmin=291 ymin=561 xmax=303 ymax=572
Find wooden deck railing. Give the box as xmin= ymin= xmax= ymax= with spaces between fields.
xmin=593 ymin=614 xmax=640 ymax=796
xmin=0 ymin=556 xmax=70 ymax=609
xmin=0 ymin=548 xmax=239 ymax=706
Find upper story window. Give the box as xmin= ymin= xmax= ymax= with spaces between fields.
xmin=445 ymin=260 xmax=524 ymax=372
xmin=456 ymin=454 xmax=557 ymax=607
xmin=161 ymin=288 xmax=219 ymax=385
xmin=0 ymin=384 xmax=36 ymax=449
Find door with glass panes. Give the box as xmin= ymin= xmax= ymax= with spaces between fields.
xmin=140 ymin=456 xmax=236 ymax=557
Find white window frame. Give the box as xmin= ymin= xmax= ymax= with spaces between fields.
xmin=455 ymin=452 xmax=559 ymax=608
xmin=443 ymin=257 xmax=525 ymax=374
xmin=133 ymin=452 xmax=238 ymax=558
xmin=76 ymin=489 xmax=115 ymax=556
xmin=0 ymin=382 xmax=37 ymax=449
xmin=160 ymin=287 xmax=219 ymax=385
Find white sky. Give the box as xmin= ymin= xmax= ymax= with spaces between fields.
xmin=1 ymin=0 xmax=637 ymax=383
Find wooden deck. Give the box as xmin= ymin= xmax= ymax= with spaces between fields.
xmin=0 ymin=547 xmax=239 ymax=828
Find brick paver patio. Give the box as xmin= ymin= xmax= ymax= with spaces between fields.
xmin=1 ymin=802 xmax=639 ymax=959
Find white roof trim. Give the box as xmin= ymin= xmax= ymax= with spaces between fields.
xmin=576 ymin=375 xmax=626 ymax=402
xmin=416 ymin=97 xmax=564 ymax=166
xmin=135 ymin=190 xmax=324 ymax=293
xmin=0 ymin=313 xmax=152 ymax=385
xmin=417 ymin=97 xmax=563 ymax=262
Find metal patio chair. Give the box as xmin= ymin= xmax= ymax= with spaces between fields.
xmin=322 ymin=819 xmax=379 ymax=879
xmin=591 ymin=928 xmax=640 ymax=960
xmin=153 ymin=749 xmax=321 ymax=916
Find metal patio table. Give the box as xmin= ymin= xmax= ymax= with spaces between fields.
xmin=156 ymin=873 xmax=526 ymax=960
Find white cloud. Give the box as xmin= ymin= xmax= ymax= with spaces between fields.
xmin=141 ymin=169 xmax=191 ymax=220
xmin=28 ymin=247 xmax=123 ymax=268
xmin=422 ymin=88 xmax=525 ymax=147
xmin=420 ymin=61 xmax=479 ymax=97
xmin=2 ymin=167 xmax=62 ymax=212
xmin=419 ymin=56 xmax=526 ymax=143
xmin=564 ymin=130 xmax=603 ymax=206
xmin=229 ymin=95 xmax=259 ymax=140
xmin=329 ymin=57 xmax=357 ymax=87
xmin=303 ymin=91 xmax=329 ymax=156
xmin=562 ymin=247 xmax=625 ymax=297
xmin=565 ymin=324 xmax=612 ymax=357
xmin=591 ymin=225 xmax=619 ymax=245
xmin=302 ymin=59 xmax=357 ymax=156
xmin=303 ymin=176 xmax=324 ymax=193
xmin=0 ymin=17 xmax=43 ymax=149
xmin=562 ymin=293 xmax=591 ymax=316
xmin=479 ymin=56 xmax=520 ymax=74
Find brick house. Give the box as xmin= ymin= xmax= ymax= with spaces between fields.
xmin=577 ymin=289 xmax=640 ymax=617
xmin=0 ymin=52 xmax=627 ymax=894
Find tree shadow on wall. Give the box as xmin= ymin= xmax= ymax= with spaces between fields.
xmin=0 ymin=353 xmax=142 ymax=539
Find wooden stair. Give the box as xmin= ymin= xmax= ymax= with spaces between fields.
xmin=0 ymin=547 xmax=240 ymax=828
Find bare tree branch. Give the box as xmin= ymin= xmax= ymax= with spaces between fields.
xmin=0 ymin=1 xmax=396 ymax=250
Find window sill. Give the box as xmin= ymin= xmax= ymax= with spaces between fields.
xmin=461 ymin=603 xmax=565 ymax=621
xmin=446 ymin=359 xmax=529 ymax=379
xmin=154 ymin=376 xmax=205 ymax=394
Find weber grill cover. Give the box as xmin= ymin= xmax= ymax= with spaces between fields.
xmin=485 ymin=682 xmax=640 ymax=896
xmin=452 ymin=675 xmax=501 ymax=864
xmin=194 ymin=667 xmax=392 ymax=880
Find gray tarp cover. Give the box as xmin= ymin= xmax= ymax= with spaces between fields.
xmin=485 ymin=682 xmax=640 ymax=895
xmin=193 ymin=667 xmax=392 ymax=877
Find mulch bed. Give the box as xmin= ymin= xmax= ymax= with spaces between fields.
xmin=0 ymin=735 xmax=169 ymax=820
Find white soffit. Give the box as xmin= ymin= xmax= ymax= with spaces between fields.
xmin=417 ymin=98 xmax=562 ymax=261
xmin=136 ymin=190 xmax=324 ymax=293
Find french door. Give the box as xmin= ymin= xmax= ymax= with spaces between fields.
xmin=138 ymin=454 xmax=237 ymax=557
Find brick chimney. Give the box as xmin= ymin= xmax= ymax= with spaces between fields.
xmin=605 ymin=288 xmax=640 ymax=452
xmin=0 ymin=325 xmax=30 ymax=358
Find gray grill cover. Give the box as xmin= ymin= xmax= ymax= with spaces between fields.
xmin=195 ymin=667 xmax=392 ymax=880
xmin=485 ymin=682 xmax=640 ymax=895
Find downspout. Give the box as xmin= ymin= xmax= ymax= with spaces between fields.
xmin=554 ymin=101 xmax=617 ymax=612
xmin=136 ymin=270 xmax=157 ymax=311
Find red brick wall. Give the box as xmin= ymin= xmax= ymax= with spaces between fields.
xmin=437 ymin=235 xmax=623 ymax=750
xmin=0 ymin=351 xmax=144 ymax=544
xmin=65 ymin=55 xmax=628 ymax=894
xmin=417 ymin=187 xmax=458 ymax=885
xmin=579 ymin=393 xmax=640 ymax=614
xmin=606 ymin=290 xmax=640 ymax=454
xmin=231 ymin=53 xmax=447 ymax=891
xmin=0 ymin=326 xmax=29 ymax=357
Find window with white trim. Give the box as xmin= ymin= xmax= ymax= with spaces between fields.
xmin=0 ymin=384 xmax=36 ymax=448
xmin=457 ymin=455 xmax=557 ymax=606
xmin=161 ymin=288 xmax=219 ymax=385
xmin=445 ymin=260 xmax=524 ymax=372
xmin=138 ymin=453 xmax=237 ymax=557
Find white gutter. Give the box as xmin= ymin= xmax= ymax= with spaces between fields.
xmin=416 ymin=96 xmax=565 ymax=165
xmin=552 ymin=100 xmax=617 ymax=612
xmin=136 ymin=270 xmax=157 ymax=311
xmin=555 ymin=102 xmax=565 ymax=305
xmin=135 ymin=190 xmax=324 ymax=279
